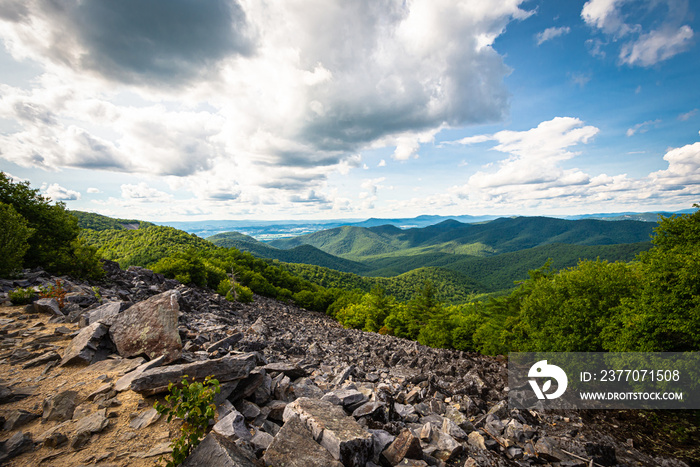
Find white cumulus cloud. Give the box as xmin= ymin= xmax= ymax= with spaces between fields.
xmin=581 ymin=0 xmax=694 ymax=67
xmin=42 ymin=183 xmax=81 ymax=201
xmin=536 ymin=26 xmax=571 ymax=45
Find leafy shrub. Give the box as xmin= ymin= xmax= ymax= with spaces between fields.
xmin=217 ymin=279 xmax=254 ymax=303
xmin=0 ymin=202 xmax=34 ymax=278
xmin=9 ymin=287 xmax=36 ymax=305
xmin=39 ymin=280 xmax=67 ymax=308
xmin=154 ymin=375 xmax=220 ymax=466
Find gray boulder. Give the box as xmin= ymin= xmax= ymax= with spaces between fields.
xmin=264 ymin=416 xmax=343 ymax=467
xmin=109 ymin=290 xmax=182 ymax=364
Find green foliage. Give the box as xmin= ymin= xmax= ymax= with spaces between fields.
xmin=217 ymin=278 xmax=254 ymax=303
xmin=511 ymin=260 xmax=640 ymax=352
xmin=605 ymin=206 xmax=700 ymax=352
xmin=70 ymin=210 xmax=154 ymax=231
xmin=154 ymin=375 xmax=221 ymax=467
xmin=39 ymin=280 xmax=68 ymax=308
xmin=0 ymin=202 xmax=34 ymax=277
xmin=8 ymin=287 xmax=37 ymax=305
xmin=80 ymin=225 xmax=214 ymax=268
xmin=0 ymin=172 xmax=102 ymax=278
xmin=335 ymin=286 xmax=397 ymax=332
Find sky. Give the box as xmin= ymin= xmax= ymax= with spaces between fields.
xmin=0 ymin=0 xmax=698 ymax=221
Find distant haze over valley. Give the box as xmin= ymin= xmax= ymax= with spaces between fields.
xmin=158 ymin=209 xmax=693 ymax=241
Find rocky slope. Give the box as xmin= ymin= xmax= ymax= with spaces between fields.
xmin=0 ymin=261 xmax=693 ymax=466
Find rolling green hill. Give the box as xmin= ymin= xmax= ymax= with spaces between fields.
xmin=80 ymin=225 xmax=214 ymax=267
xmin=270 ymin=216 xmax=655 ymax=260
xmin=71 ymin=210 xmax=154 ymax=231
xmin=207 ymin=231 xmax=370 ymax=274
xmin=281 ymin=264 xmax=484 ymax=304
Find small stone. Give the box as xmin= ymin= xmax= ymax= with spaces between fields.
xmin=75 ymin=408 xmax=109 ymax=435
xmin=3 ymin=409 xmax=39 ymax=431
xmin=381 ymin=429 xmax=423 ymax=465
xmin=34 ymin=298 xmax=63 ymax=316
xmin=2 ymin=431 xmax=33 ymax=460
xmin=321 ymin=388 xmax=367 ymax=407
xmin=467 ymin=431 xmax=486 ymax=450
xmin=42 ymin=390 xmax=78 ymax=422
xmin=129 ymin=408 xmax=161 ymax=429
xmin=212 ymin=409 xmax=251 ymax=441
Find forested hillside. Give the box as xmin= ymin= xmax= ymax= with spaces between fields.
xmin=270 ymin=216 xmax=655 ymax=259
xmin=208 ymin=231 xmax=370 ymax=274
xmin=70 ymin=210 xmax=155 ymax=231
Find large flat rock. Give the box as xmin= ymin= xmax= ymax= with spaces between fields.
xmin=129 ymin=353 xmax=257 ymax=396
xmin=283 ymin=397 xmax=373 ymax=467
xmin=109 ymin=290 xmax=182 ymax=364
xmin=264 ymin=415 xmax=343 ymax=467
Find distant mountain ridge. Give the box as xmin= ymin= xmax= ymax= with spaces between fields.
xmin=269 ymin=216 xmax=655 ymax=260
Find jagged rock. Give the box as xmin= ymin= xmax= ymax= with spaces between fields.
xmin=87 ymin=382 xmax=114 ymax=401
xmin=250 ymin=429 xmax=274 ymax=454
xmin=22 ymin=350 xmax=61 ymax=369
xmin=249 ymin=317 xmax=269 ymax=335
xmin=0 ymin=431 xmax=33 ymax=462
xmin=129 ymin=353 xmax=257 ymax=395
xmin=34 ymin=298 xmax=63 ymax=316
xmin=265 ymin=400 xmax=287 ymax=422
xmin=264 ymin=416 xmax=343 ymax=467
xmin=534 ymin=436 xmax=568 ymax=462
xmin=60 ymin=322 xmax=111 ymax=366
xmin=380 ymin=429 xmax=423 ymax=466
xmin=79 ymin=301 xmax=122 ymax=327
xmin=368 ymin=429 xmax=395 ymax=464
xmin=434 ymin=431 xmax=462 ymax=462
xmin=114 ymin=355 xmax=165 ymax=392
xmin=181 ymin=432 xmax=260 ymax=467
xmin=289 ymin=377 xmax=324 ymax=399
xmin=206 ymin=333 xmax=244 ymax=353
xmin=129 ymin=408 xmax=161 ymax=429
xmin=0 ymin=384 xmax=35 ymax=404
xmin=352 ymin=401 xmax=386 ymax=420
xmin=232 ymin=370 xmax=265 ymax=401
xmin=235 ymin=400 xmax=261 ymax=420
xmin=213 ymin=409 xmax=252 ymax=441
xmin=442 ymin=417 xmax=469 ymax=441
xmin=75 ymin=408 xmax=109 ymax=435
xmin=467 ymin=431 xmax=486 ymax=450
xmin=3 ymin=409 xmax=39 ymax=431
xmin=42 ymin=390 xmax=78 ymax=422
xmin=321 ymin=388 xmax=367 ymax=407
xmin=283 ymin=397 xmax=373 ymax=467
xmin=109 ymin=290 xmax=182 ymax=364
xmin=263 ymin=361 xmax=308 ymax=379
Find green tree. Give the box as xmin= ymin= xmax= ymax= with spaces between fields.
xmin=0 ymin=172 xmax=102 ymax=277
xmin=0 ymin=202 xmax=35 ymax=277
xmin=514 ymin=259 xmax=639 ymax=352
xmin=605 ymin=206 xmax=700 ymax=351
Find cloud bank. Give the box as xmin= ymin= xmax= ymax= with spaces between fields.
xmin=0 ymin=0 xmax=532 ymax=208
